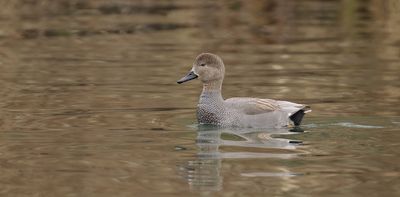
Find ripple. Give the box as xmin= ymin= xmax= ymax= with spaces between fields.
xmin=333 ymin=122 xmax=384 ymax=129
xmin=241 ymin=172 xmax=302 ymax=177
xmin=303 ymin=122 xmax=385 ymax=129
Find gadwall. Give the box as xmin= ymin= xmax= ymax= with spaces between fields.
xmin=177 ymin=53 xmax=311 ymax=128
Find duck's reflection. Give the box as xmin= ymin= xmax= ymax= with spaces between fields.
xmin=179 ymin=125 xmax=304 ymax=191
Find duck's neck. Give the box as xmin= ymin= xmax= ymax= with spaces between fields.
xmin=199 ymin=80 xmax=224 ymax=104
xmin=203 ymin=80 xmax=223 ymax=92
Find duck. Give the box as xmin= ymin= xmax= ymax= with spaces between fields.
xmin=177 ymin=53 xmax=311 ymax=128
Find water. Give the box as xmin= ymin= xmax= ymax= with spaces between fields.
xmin=0 ymin=0 xmax=399 ymax=196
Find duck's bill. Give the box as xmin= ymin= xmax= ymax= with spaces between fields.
xmin=177 ymin=71 xmax=198 ymax=84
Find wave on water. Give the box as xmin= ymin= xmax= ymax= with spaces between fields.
xmin=302 ymin=122 xmax=385 ymax=129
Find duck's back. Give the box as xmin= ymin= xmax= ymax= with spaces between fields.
xmin=222 ymin=97 xmax=309 ymax=128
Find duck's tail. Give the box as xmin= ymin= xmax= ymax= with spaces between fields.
xmin=289 ymin=106 xmax=311 ymax=126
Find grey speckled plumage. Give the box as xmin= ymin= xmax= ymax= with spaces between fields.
xmin=177 ymin=53 xmax=311 ymax=128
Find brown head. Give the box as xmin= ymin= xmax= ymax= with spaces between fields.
xmin=177 ymin=53 xmax=225 ymax=84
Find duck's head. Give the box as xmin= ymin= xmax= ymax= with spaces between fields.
xmin=177 ymin=53 xmax=225 ymax=84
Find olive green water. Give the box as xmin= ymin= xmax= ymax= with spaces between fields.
xmin=0 ymin=0 xmax=399 ymax=196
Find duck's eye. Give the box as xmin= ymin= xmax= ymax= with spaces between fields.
xmin=200 ymin=63 xmax=206 ymax=67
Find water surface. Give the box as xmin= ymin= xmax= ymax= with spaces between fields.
xmin=0 ymin=0 xmax=399 ymax=196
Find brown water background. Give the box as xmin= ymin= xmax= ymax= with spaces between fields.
xmin=0 ymin=0 xmax=400 ymax=196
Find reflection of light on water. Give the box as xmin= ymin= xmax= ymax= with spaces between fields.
xmin=241 ymin=172 xmax=301 ymax=177
xmin=179 ymin=126 xmax=305 ymax=192
xmin=332 ymin=122 xmax=384 ymax=129
xmin=241 ymin=167 xmax=302 ymax=192
xmin=303 ymin=122 xmax=385 ymax=129
xmin=220 ymin=152 xmax=296 ymax=159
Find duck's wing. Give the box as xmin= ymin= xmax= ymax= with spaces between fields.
xmin=225 ymin=98 xmax=280 ymax=115
xmin=225 ymin=98 xmax=310 ymax=116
